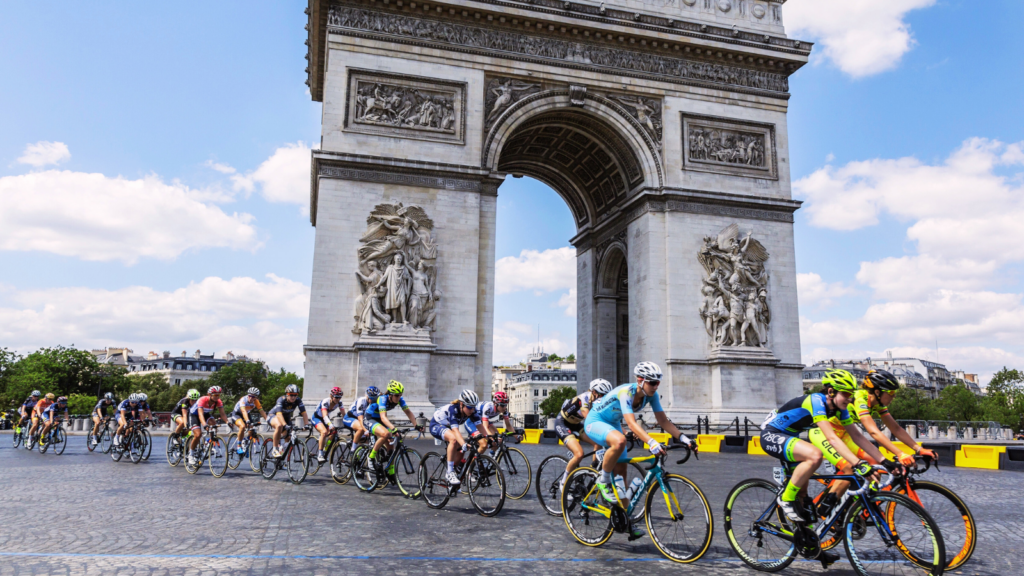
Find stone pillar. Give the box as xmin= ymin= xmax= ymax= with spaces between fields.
xmin=906 ymin=424 xmax=917 ymax=439
xmin=928 ymin=426 xmax=938 ymax=440
xmin=575 ymin=248 xmax=597 ymax=392
xmin=473 ymin=192 xmax=498 ymax=397
xmin=594 ymin=296 xmax=619 ymax=385
xmin=948 ymin=425 xmax=958 ymax=440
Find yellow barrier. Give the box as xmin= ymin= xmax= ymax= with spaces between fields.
xmin=642 ymin=432 xmax=672 ymax=449
xmin=696 ymin=434 xmax=724 ymax=453
xmin=748 ymin=435 xmax=769 ymax=456
xmin=955 ymin=444 xmax=1006 ymax=470
xmin=879 ymin=441 xmax=914 ymax=460
xmin=522 ymin=429 xmax=542 ymax=444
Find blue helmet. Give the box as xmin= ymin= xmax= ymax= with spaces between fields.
xmin=366 ymin=386 xmax=381 ymax=399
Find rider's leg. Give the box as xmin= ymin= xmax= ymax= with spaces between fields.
xmin=352 ymin=419 xmax=365 ymax=445
xmin=782 ymin=439 xmax=823 ymax=503
xmin=91 ymin=414 xmax=102 ymax=437
xmin=316 ymin=422 xmax=329 ymax=451
xmin=563 ymin=435 xmax=584 ymax=477
xmin=369 ymin=423 xmax=388 ymax=457
xmin=236 ymin=418 xmax=247 ymax=443
xmin=271 ymin=413 xmax=285 ymax=452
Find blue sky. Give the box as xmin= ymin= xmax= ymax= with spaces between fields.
xmin=1 ymin=1 xmax=1022 ymax=381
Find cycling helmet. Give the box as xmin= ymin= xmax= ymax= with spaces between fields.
xmin=285 ymin=384 xmax=300 ymax=394
xmin=822 ymin=369 xmax=858 ymax=393
xmin=128 ymin=394 xmax=138 ymax=402
xmin=247 ymin=387 xmax=261 ymax=397
xmin=386 ymin=380 xmax=404 ymax=395
xmin=492 ymin=391 xmax=509 ymax=404
xmin=459 ymin=389 xmax=479 ymax=405
xmin=104 ymin=392 xmax=114 ymax=401
xmin=31 ymin=390 xmax=41 ymax=398
xmin=208 ymin=386 xmax=223 ymax=395
xmin=589 ymin=378 xmax=614 ymax=395
xmin=366 ymin=386 xmax=381 ymax=399
xmin=56 ymin=396 xmax=67 ymax=404
xmin=864 ymin=369 xmax=900 ymax=392
xmin=633 ymin=361 xmax=663 ymax=382
xmin=45 ymin=393 xmax=56 ymax=400
xmin=187 ymin=388 xmax=200 ymax=400
xmin=137 ymin=393 xmax=148 ymax=402
xmin=330 ymin=386 xmax=343 ymax=398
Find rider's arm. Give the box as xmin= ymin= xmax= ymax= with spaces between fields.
xmin=240 ymin=405 xmax=250 ymax=424
xmin=300 ymin=407 xmax=309 ymax=426
xmin=842 ymin=424 xmax=887 ymax=464
xmin=652 ymin=411 xmax=689 ymax=444
xmin=379 ymin=412 xmax=395 ymax=430
xmin=857 ymin=412 xmax=907 ymax=459
xmin=403 ymin=407 xmax=417 ymax=426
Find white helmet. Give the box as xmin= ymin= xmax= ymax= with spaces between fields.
xmin=137 ymin=393 xmax=148 ymax=402
xmin=633 ymin=361 xmax=663 ymax=381
xmin=589 ymin=378 xmax=613 ymax=395
xmin=459 ymin=389 xmax=479 ymax=405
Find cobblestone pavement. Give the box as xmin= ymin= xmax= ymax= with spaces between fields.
xmin=0 ymin=435 xmax=1017 ymax=575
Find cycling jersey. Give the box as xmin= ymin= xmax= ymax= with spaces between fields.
xmin=189 ymin=396 xmax=223 ymax=415
xmin=33 ymin=399 xmax=54 ymax=416
xmin=364 ymin=395 xmax=407 ymax=421
xmin=848 ymin=389 xmax=888 ymax=424
xmin=116 ymin=400 xmax=139 ymax=421
xmin=346 ymin=396 xmax=372 ymax=419
xmin=137 ymin=401 xmax=151 ymax=413
xmin=311 ymin=397 xmax=344 ymax=426
xmin=267 ymin=395 xmax=305 ymax=416
xmin=231 ymin=396 xmax=262 ymax=417
xmin=42 ymin=403 xmax=67 ymax=419
xmin=93 ymin=398 xmax=115 ymax=414
xmin=471 ymin=401 xmax=506 ymax=426
xmin=173 ymin=397 xmax=194 ymax=415
xmin=587 ymin=383 xmax=663 ymax=424
xmin=430 ymin=404 xmax=478 ymax=441
xmin=559 ymin=391 xmax=594 ymax=425
xmin=762 ymin=393 xmax=853 ymax=435
xmin=21 ymin=398 xmax=38 ymax=415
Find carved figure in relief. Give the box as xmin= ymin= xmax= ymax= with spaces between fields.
xmin=354 ymin=82 xmax=456 ymax=133
xmin=609 ymin=95 xmax=662 ymax=144
xmin=376 ymin=253 xmax=411 ymax=325
xmin=485 ymin=78 xmax=541 ymax=127
xmin=689 ymin=126 xmax=765 ymax=167
xmin=697 ymin=224 xmax=770 ymax=348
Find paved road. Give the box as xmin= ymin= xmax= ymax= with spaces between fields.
xmin=0 ymin=434 xmax=1017 ymax=575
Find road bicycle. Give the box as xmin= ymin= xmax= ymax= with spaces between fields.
xmin=166 ymin=427 xmax=187 ymax=466
xmin=303 ymin=423 xmax=351 ymax=476
xmin=331 ymin=432 xmax=370 ymax=485
xmin=485 ymin=429 xmax=531 ymax=500
xmin=37 ymin=420 xmax=68 ymax=455
xmin=561 ymin=443 xmax=713 ymax=563
xmin=536 ymin=432 xmax=647 ymax=517
xmin=259 ymin=425 xmax=309 ymax=484
xmin=418 ymin=436 xmax=506 ymax=516
xmin=184 ymin=421 xmax=228 ymax=477
xmin=724 ymin=462 xmax=945 ymax=576
xmin=86 ymin=416 xmax=114 ymax=453
xmin=350 ymin=427 xmax=422 ymax=497
xmin=111 ymin=419 xmax=150 ymax=464
xmin=227 ymin=419 xmax=265 ymax=472
xmin=806 ymin=455 xmax=975 ymax=571
xmin=11 ymin=417 xmax=29 ymax=449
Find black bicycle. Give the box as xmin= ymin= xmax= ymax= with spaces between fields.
xmin=536 ymin=432 xmax=647 ymax=517
xmin=184 ymin=421 xmax=228 ymax=477
xmin=11 ymin=416 xmax=29 ymax=449
xmin=350 ymin=427 xmax=422 ymax=497
xmin=418 ymin=437 xmax=506 ymax=516
xmin=259 ymin=425 xmax=309 ymax=484
xmin=110 ymin=419 xmax=148 ymax=464
xmin=227 ymin=418 xmax=265 ymax=472
xmin=487 ymin=429 xmax=531 ymax=500
xmin=87 ymin=416 xmax=114 ymax=453
xmin=37 ymin=420 xmax=68 ymax=455
xmin=303 ymin=423 xmax=352 ymax=477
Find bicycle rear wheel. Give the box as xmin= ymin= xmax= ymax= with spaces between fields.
xmin=110 ymin=440 xmax=124 ymax=462
xmin=53 ymin=429 xmax=67 ymax=455
xmin=38 ymin=433 xmax=49 ymax=454
xmin=226 ymin=437 xmax=243 ymax=470
xmin=86 ymin=430 xmax=96 ymax=452
xmin=536 ymin=455 xmax=569 ymax=516
xmin=561 ymin=467 xmax=613 ymax=547
xmin=166 ymin=434 xmax=184 ymax=466
xmin=394 ymin=448 xmax=422 ymax=498
xmin=141 ymin=428 xmax=152 ymax=460
xmin=12 ymin=426 xmax=22 ymax=448
xmin=248 ymin=433 xmax=263 ymax=473
xmin=259 ymin=439 xmax=278 ymax=480
xmin=129 ymin=432 xmax=145 ymax=463
xmin=209 ymin=437 xmax=228 ymax=478
xmin=897 ymin=480 xmax=976 ymax=570
xmin=498 ymin=447 xmax=531 ymax=500
xmin=304 ymin=437 xmax=323 ymax=475
xmin=351 ymin=446 xmax=379 ymax=492
xmin=329 ymin=441 xmax=352 ymax=485
xmin=722 ymin=478 xmax=797 ymax=572
xmin=287 ymin=442 xmax=309 ymax=484
xmin=100 ymin=427 xmax=113 ymax=453
xmin=468 ymin=454 xmax=506 ymax=516
xmin=418 ymin=451 xmax=451 ymax=509
xmin=644 ymin=473 xmax=714 ymax=563
xmin=844 ymin=491 xmax=945 ymax=576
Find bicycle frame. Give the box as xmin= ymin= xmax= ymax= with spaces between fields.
xmin=577 ymin=448 xmax=687 ymax=521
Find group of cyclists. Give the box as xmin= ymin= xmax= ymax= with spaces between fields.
xmin=13 ymin=391 xmax=70 ymax=448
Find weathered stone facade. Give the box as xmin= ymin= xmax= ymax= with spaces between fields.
xmin=303 ymin=0 xmax=807 ymax=421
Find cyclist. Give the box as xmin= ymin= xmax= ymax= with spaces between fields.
xmin=364 ymin=380 xmax=419 ymax=470
xmin=18 ymin=390 xmax=41 ymax=441
xmin=429 ymin=389 xmax=481 ymax=485
xmin=172 ymin=389 xmax=201 ymax=437
xmin=311 ymin=387 xmax=346 ymax=463
xmin=230 ymin=387 xmax=267 ymax=454
xmin=39 ymin=396 xmax=69 ymax=444
xmin=136 ymin=393 xmax=154 ymax=422
xmin=584 ymin=361 xmax=696 ymax=536
xmin=90 ymin=392 xmax=117 ymax=446
xmin=187 ymin=386 xmax=229 ymax=465
xmin=557 ymin=378 xmax=614 ymax=491
xmin=471 ymin=391 xmax=517 ymax=452
xmin=267 ymin=384 xmax=308 ymax=458
xmin=760 ymin=369 xmax=893 ymax=527
xmin=113 ymin=394 xmax=141 ymax=448
xmin=813 ymin=369 xmax=937 ymax=517
xmin=343 ymin=386 xmax=379 ymax=449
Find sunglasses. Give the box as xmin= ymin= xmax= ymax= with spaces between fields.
xmin=643 ymin=379 xmax=661 ymax=387
xmin=286 ymin=393 xmax=298 ymax=397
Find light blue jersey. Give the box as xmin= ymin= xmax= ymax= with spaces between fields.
xmin=587 ymin=382 xmax=663 ymax=424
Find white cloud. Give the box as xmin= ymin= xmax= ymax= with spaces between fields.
xmin=17 ymin=141 xmax=71 ymax=167
xmin=495 ymin=247 xmax=575 ymax=294
xmin=226 ymin=142 xmax=312 ymax=211
xmin=0 ymin=168 xmax=260 ymax=264
xmin=0 ymin=274 xmax=309 ymax=373
xmin=785 ymin=0 xmax=935 ymax=77
xmin=492 ymin=321 xmax=572 ymax=365
xmin=797 ymin=272 xmax=853 ymax=307
xmin=557 ymin=288 xmax=578 ymax=317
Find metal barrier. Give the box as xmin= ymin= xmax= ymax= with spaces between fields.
xmin=896 ymin=419 xmax=1012 ymax=441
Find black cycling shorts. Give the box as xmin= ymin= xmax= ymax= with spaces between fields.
xmin=554 ymin=415 xmax=583 ymax=442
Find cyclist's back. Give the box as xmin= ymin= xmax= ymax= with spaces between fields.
xmin=763 ymin=393 xmax=852 ymax=436
xmin=588 ymin=382 xmax=662 ymax=425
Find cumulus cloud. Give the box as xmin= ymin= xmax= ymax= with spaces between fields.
xmin=0 ymin=275 xmax=309 ymax=373
xmin=785 ymin=0 xmax=935 ymax=77
xmin=492 ymin=321 xmax=571 ymax=365
xmin=17 ymin=141 xmax=71 ymax=167
xmin=557 ymin=288 xmax=578 ymax=317
xmin=797 ymin=272 xmax=854 ymax=308
xmin=495 ymin=247 xmax=576 ymax=294
xmin=0 ymin=168 xmax=260 ymax=264
xmin=224 ymin=142 xmax=312 ymax=211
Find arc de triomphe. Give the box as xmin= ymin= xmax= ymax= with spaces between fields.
xmin=301 ymin=0 xmax=808 ymax=422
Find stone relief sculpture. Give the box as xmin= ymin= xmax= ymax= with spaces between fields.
xmin=484 ymin=77 xmax=541 ymax=131
xmin=698 ymin=224 xmax=770 ymax=347
xmin=354 ymin=202 xmax=441 ymax=336
xmin=608 ymin=94 xmax=662 ymax=147
xmin=688 ymin=126 xmax=765 ymax=167
xmin=353 ymin=81 xmax=456 ymax=133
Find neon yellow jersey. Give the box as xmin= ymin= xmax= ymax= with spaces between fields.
xmin=828 ymin=389 xmax=887 ymax=429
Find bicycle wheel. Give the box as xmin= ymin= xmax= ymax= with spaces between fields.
xmin=536 ymin=455 xmax=569 ymax=516
xmin=141 ymin=428 xmax=152 ymax=461
xmin=38 ymin=432 xmax=49 ymax=454
xmin=53 ymin=429 xmax=67 ymax=455
xmin=248 ymin=434 xmax=263 ymax=473
xmin=226 ymin=436 xmax=243 ymax=470
xmin=209 ymin=437 xmax=228 ymax=478
xmin=496 ymin=447 xmax=531 ymax=500
xmin=287 ymin=442 xmax=309 ymax=484
xmin=129 ymin=432 xmax=145 ymax=463
xmin=561 ymin=467 xmax=614 ymax=546
xmin=110 ymin=440 xmax=124 ymax=462
xmin=393 ymin=448 xmax=422 ymax=498
xmin=644 ymin=473 xmax=714 ymax=563
xmin=85 ymin=430 xmax=96 ymax=452
xmin=418 ymin=451 xmax=452 ymax=509
xmin=167 ymin=434 xmax=183 ymax=466
xmin=844 ymin=491 xmax=945 ymax=576
xmin=185 ymin=445 xmax=202 ymax=474
xmin=468 ymin=454 xmax=506 ymax=516
xmin=100 ymin=427 xmax=113 ymax=453
xmin=305 ymin=437 xmax=323 ymax=475
xmin=329 ymin=441 xmax=352 ymax=485
xmin=897 ymin=480 xmax=976 ymax=570
xmin=260 ymin=439 xmax=278 ymax=480
xmin=351 ymin=446 xmax=380 ymax=492
xmin=722 ymin=478 xmax=797 ymax=572
xmin=12 ymin=426 xmax=23 ymax=448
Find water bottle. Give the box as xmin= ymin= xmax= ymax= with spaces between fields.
xmin=613 ymin=475 xmax=627 ymax=498
xmin=624 ymin=477 xmax=644 ymax=501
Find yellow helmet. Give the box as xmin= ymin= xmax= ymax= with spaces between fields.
xmin=822 ymin=369 xmax=858 ymax=393
xmin=386 ymin=380 xmax=404 ymax=395
xmin=45 ymin=393 xmax=56 ymax=400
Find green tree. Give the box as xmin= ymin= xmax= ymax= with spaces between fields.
xmin=934 ymin=383 xmax=983 ymax=422
xmin=265 ymin=368 xmax=303 ymax=406
xmin=5 ymin=346 xmax=124 ymax=406
xmin=565 ymin=353 xmax=575 ymax=363
xmin=982 ymin=367 xmax=1024 ymax=431
xmin=0 ymin=348 xmax=24 ymax=409
xmin=538 ymin=385 xmax=577 ymax=417
xmin=888 ymin=388 xmax=938 ymax=421
xmin=547 ymin=353 xmax=562 ymax=362
xmin=66 ymin=394 xmax=97 ymax=416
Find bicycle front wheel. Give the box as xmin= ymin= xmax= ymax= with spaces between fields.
xmin=561 ymin=466 xmax=613 ymax=547
xmin=209 ymin=437 xmax=228 ymax=478
xmin=304 ymin=437 xmax=322 ymax=475
xmin=141 ymin=428 xmax=152 ymax=460
xmin=417 ymin=451 xmax=451 ymax=509
xmin=85 ymin=430 xmax=96 ymax=452
xmin=128 ymin=432 xmax=145 ymax=463
xmin=897 ymin=480 xmax=976 ymax=570
xmin=394 ymin=448 xmax=423 ymax=498
xmin=329 ymin=441 xmax=352 ymax=485
xmin=722 ymin=478 xmax=796 ymax=572
xmin=468 ymin=454 xmax=505 ymax=517
xmin=351 ymin=446 xmax=379 ymax=492
xmin=259 ymin=439 xmax=277 ymax=480
xmin=644 ymin=473 xmax=714 ymax=563
xmin=844 ymin=491 xmax=945 ymax=576
xmin=498 ymin=447 xmax=531 ymax=500
xmin=536 ymin=455 xmax=569 ymax=516
xmin=248 ymin=433 xmax=264 ymax=473
xmin=53 ymin=429 xmax=67 ymax=455
xmin=287 ymin=442 xmax=309 ymax=484
xmin=226 ymin=436 xmax=242 ymax=470
xmin=100 ymin=428 xmax=113 ymax=453
xmin=12 ymin=426 xmax=22 ymax=448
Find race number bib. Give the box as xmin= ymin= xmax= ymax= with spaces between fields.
xmin=772 ymin=466 xmax=785 ymax=486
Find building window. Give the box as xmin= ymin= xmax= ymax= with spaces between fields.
xmin=187 ymin=364 xmax=193 ymax=370
xmin=175 ymin=364 xmax=182 ymax=369
xmin=533 ymin=402 xmax=539 ymax=412
xmin=534 ymin=389 xmax=539 ymax=397
xmin=201 ymin=366 xmax=207 ymax=371
xmin=543 ymin=389 xmax=547 ymax=397
xmin=175 ymin=379 xmax=181 ymax=385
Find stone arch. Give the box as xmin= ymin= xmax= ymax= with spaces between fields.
xmin=593 ymin=241 xmax=630 ymax=385
xmin=483 ymin=89 xmax=663 ymax=230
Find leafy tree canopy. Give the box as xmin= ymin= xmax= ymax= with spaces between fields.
xmin=539 ymin=385 xmax=577 ymax=418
